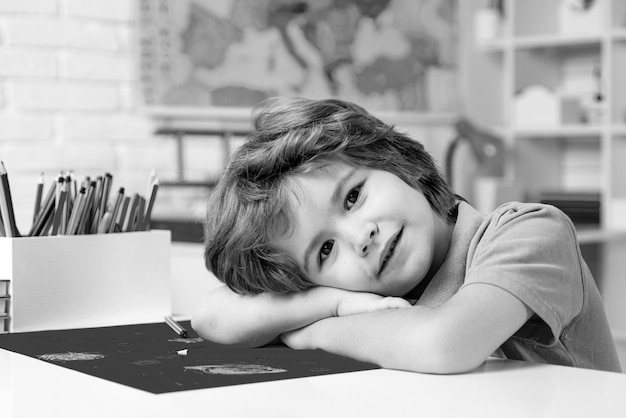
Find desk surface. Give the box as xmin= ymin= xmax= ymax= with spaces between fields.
xmin=1 ymin=347 xmax=625 ymax=418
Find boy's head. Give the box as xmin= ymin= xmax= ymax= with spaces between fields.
xmin=204 ymin=97 xmax=457 ymax=295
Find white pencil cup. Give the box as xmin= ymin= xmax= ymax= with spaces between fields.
xmin=0 ymin=230 xmax=171 ymax=333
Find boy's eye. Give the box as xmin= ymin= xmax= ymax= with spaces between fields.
xmin=319 ymin=240 xmax=334 ymax=264
xmin=345 ymin=185 xmax=361 ymax=210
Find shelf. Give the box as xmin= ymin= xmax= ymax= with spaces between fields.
xmin=612 ymin=28 xmax=626 ymax=41
xmin=611 ymin=125 xmax=626 ymax=135
xmin=512 ymin=124 xmax=604 ymax=138
xmin=576 ymin=227 xmax=626 ymax=244
xmin=513 ymin=33 xmax=603 ymax=50
xmin=479 ymin=33 xmax=603 ymax=51
xmin=479 ymin=29 xmax=626 ymax=52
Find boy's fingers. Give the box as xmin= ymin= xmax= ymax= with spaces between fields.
xmin=371 ymin=297 xmax=412 ymax=311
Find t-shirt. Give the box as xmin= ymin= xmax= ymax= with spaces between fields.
xmin=417 ymin=201 xmax=621 ymax=372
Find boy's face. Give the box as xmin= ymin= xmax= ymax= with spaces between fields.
xmin=276 ymin=162 xmax=451 ymax=297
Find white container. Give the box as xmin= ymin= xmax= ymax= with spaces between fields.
xmin=559 ymin=0 xmax=605 ymax=35
xmin=513 ymin=85 xmax=561 ymax=127
xmin=0 ymin=230 xmax=171 ymax=332
xmin=474 ymin=8 xmax=502 ymax=43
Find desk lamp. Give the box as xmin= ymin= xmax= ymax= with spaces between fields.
xmin=444 ymin=118 xmax=505 ymax=185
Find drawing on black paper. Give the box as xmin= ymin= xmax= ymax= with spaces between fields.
xmin=185 ymin=363 xmax=288 ymax=375
xmin=38 ymin=352 xmax=105 ymax=362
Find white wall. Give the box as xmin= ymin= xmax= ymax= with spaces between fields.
xmin=0 ymin=0 xmax=182 ymax=232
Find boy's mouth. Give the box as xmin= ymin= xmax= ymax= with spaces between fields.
xmin=379 ymin=228 xmax=402 ymax=275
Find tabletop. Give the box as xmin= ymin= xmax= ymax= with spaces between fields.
xmin=1 ymin=346 xmax=625 ymax=418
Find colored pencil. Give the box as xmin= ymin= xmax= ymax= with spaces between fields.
xmin=0 ymin=162 xmax=21 ymax=237
xmin=164 ymin=316 xmax=188 ymax=338
xmin=140 ymin=178 xmax=159 ymax=231
xmin=33 ymin=173 xmax=44 ymax=222
xmin=107 ymin=187 xmax=125 ymax=233
xmin=67 ymin=187 xmax=86 ymax=235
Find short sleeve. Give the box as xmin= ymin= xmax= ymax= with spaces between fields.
xmin=462 ymin=203 xmax=584 ymax=346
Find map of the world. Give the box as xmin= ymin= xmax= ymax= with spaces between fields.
xmin=139 ymin=0 xmax=458 ymax=112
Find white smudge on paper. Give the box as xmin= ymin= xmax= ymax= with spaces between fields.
xmin=38 ymin=352 xmax=105 ymax=362
xmin=168 ymin=337 xmax=203 ymax=344
xmin=184 ymin=364 xmax=287 ymax=375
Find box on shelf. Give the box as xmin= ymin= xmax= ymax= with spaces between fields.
xmin=0 ymin=230 xmax=171 ymax=333
xmin=558 ymin=0 xmax=605 ymax=36
xmin=538 ymin=191 xmax=601 ymax=225
xmin=514 ymin=85 xmax=561 ymax=127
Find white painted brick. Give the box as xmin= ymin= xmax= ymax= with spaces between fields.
xmin=4 ymin=17 xmax=118 ymax=50
xmin=8 ymin=80 xmax=120 ymax=111
xmin=0 ymin=143 xmax=64 ymax=172
xmin=62 ymin=51 xmax=136 ymax=81
xmin=58 ymin=141 xmax=117 ymax=171
xmin=0 ymin=0 xmax=57 ymax=14
xmin=119 ymin=81 xmax=141 ymax=109
xmin=0 ymin=48 xmax=57 ymax=77
xmin=0 ymin=113 xmax=54 ymax=140
xmin=116 ymin=25 xmax=135 ymax=52
xmin=63 ymin=0 xmax=135 ymax=22
xmin=59 ymin=113 xmax=153 ymax=140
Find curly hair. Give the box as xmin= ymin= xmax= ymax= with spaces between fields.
xmin=204 ymin=97 xmax=457 ymax=295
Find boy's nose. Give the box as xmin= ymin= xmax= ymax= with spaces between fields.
xmin=354 ymin=222 xmax=377 ymax=256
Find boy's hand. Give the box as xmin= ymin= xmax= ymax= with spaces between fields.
xmin=336 ymin=291 xmax=411 ymax=317
xmin=281 ymin=292 xmax=411 ymax=350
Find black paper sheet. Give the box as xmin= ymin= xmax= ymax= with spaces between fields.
xmin=0 ymin=321 xmax=378 ymax=393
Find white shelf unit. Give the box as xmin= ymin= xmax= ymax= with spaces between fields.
xmin=462 ymin=0 xmax=626 ymax=234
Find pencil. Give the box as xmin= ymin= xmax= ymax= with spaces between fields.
xmin=124 ymin=193 xmax=140 ymax=232
xmin=33 ymin=173 xmax=44 ymax=223
xmin=107 ymin=187 xmax=125 ymax=233
xmin=66 ymin=187 xmax=86 ymax=235
xmin=141 ymin=177 xmax=159 ymax=231
xmin=0 ymin=211 xmax=5 ymax=237
xmin=30 ymin=197 xmax=54 ymax=236
xmin=61 ymin=179 xmax=69 ymax=234
xmin=92 ymin=176 xmax=103 ymax=228
xmin=0 ymin=162 xmax=21 ymax=237
xmin=76 ymin=182 xmax=96 ymax=235
xmin=30 ymin=180 xmax=57 ymax=236
xmin=100 ymin=173 xmax=112 ymax=221
xmin=51 ymin=189 xmax=67 ymax=235
xmin=115 ymin=196 xmax=130 ymax=233
xmin=135 ymin=197 xmax=145 ymax=232
xmin=164 ymin=316 xmax=188 ymax=338
xmin=55 ymin=177 xmax=64 ymax=214
xmin=97 ymin=212 xmax=111 ymax=234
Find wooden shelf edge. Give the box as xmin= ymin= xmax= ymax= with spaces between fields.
xmin=576 ymin=228 xmax=626 ymax=244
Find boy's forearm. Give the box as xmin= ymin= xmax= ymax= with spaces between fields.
xmin=284 ymin=306 xmax=450 ymax=373
xmin=191 ymin=285 xmax=344 ymax=347
xmin=284 ymin=284 xmax=533 ymax=374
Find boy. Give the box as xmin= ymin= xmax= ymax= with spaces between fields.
xmin=192 ymin=97 xmax=621 ymax=374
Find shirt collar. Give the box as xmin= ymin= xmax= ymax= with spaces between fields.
xmin=416 ymin=201 xmax=485 ymax=307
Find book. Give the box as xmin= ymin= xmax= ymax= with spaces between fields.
xmin=0 ymin=280 xmax=8 ymax=297
xmin=538 ymin=191 xmax=601 ymax=225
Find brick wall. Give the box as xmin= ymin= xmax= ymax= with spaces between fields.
xmin=0 ymin=0 xmax=183 ymax=232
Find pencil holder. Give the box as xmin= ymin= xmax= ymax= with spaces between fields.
xmin=0 ymin=230 xmax=171 ymax=333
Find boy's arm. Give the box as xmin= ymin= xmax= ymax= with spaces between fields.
xmin=191 ymin=285 xmax=410 ymax=348
xmin=281 ymin=283 xmax=533 ymax=374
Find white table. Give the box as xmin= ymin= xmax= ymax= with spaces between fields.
xmin=1 ymin=347 xmax=625 ymax=418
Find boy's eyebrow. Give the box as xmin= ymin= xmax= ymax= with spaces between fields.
xmin=303 ymin=167 xmax=357 ymax=274
xmin=330 ymin=167 xmax=357 ymax=206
